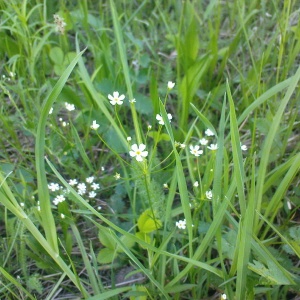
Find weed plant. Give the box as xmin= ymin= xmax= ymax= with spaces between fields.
xmin=0 ymin=0 xmax=299 ymax=299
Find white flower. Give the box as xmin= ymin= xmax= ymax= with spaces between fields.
xmin=86 ymin=176 xmax=94 ymax=183
xmin=89 ymin=191 xmax=97 ymax=198
xmin=48 ymin=183 xmax=60 ymax=192
xmin=108 ymin=91 xmax=125 ymax=105
xmin=193 ymin=181 xmax=199 ymax=187
xmin=206 ymin=190 xmax=213 ymax=199
xmin=77 ymin=183 xmax=87 ymax=195
xmin=241 ymin=144 xmax=248 ymax=151
xmin=69 ymin=179 xmax=78 ymax=186
xmin=127 ymin=136 xmax=132 ymax=141
xmin=205 ymin=128 xmax=215 ymax=136
xmin=180 ymin=143 xmax=186 ymax=149
xmin=163 ymin=183 xmax=168 ymax=189
xmin=221 ymin=294 xmax=227 ymax=300
xmin=175 ymin=219 xmax=186 ymax=230
xmin=114 ymin=173 xmax=121 ymax=180
xmin=20 ymin=202 xmax=25 ymax=207
xmin=53 ymin=195 xmax=65 ymax=205
xmin=97 ymin=206 xmax=102 ymax=210
xmin=91 ymin=120 xmax=100 ymax=130
xmin=129 ymin=98 xmax=136 ymax=103
xmin=60 ymin=213 xmax=65 ymax=219
xmin=91 ymin=182 xmax=100 ymax=190
xmin=129 ymin=143 xmax=148 ymax=162
xmin=53 ymin=14 xmax=67 ymax=35
xmin=156 ymin=113 xmax=172 ymax=125
xmin=207 ymin=144 xmax=218 ymax=150
xmin=189 ymin=145 xmax=203 ymax=156
xmin=65 ymin=102 xmax=75 ymax=111
xmin=199 ymin=138 xmax=208 ymax=145
xmin=147 ymin=125 xmax=152 ymax=130
xmin=167 ymin=81 xmax=175 ymax=89
xmin=49 ymin=107 xmax=53 ymax=115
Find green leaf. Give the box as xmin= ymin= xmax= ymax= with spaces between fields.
xmin=137 ymin=210 xmax=162 ymax=233
xmin=148 ymin=131 xmax=170 ymax=142
xmin=49 ymin=47 xmax=64 ymax=65
xmin=97 ymin=248 xmax=116 ymax=264
xmin=98 ymin=226 xmax=116 ymax=250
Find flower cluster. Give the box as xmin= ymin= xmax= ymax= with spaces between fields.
xmin=156 ymin=113 xmax=172 ymax=125
xmin=53 ymin=14 xmax=67 ymax=35
xmin=48 ymin=176 xmax=101 ymax=207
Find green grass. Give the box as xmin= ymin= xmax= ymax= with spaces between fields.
xmin=0 ymin=0 xmax=300 ymax=299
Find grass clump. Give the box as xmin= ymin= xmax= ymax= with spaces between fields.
xmin=0 ymin=0 xmax=299 ymax=299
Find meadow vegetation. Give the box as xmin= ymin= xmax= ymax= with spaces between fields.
xmin=0 ymin=0 xmax=299 ymax=299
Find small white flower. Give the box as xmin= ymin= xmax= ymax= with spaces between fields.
xmin=91 ymin=120 xmax=100 ymax=130
xmin=175 ymin=219 xmax=186 ymax=230
xmin=101 ymin=166 xmax=105 ymax=171
xmin=62 ymin=121 xmax=68 ymax=127
xmin=221 ymin=294 xmax=227 ymax=300
xmin=97 ymin=206 xmax=102 ymax=210
xmin=156 ymin=113 xmax=172 ymax=125
xmin=189 ymin=145 xmax=203 ymax=157
xmin=206 ymin=190 xmax=213 ymax=199
xmin=77 ymin=183 xmax=86 ymax=195
xmin=53 ymin=195 xmax=65 ymax=205
xmin=65 ymin=102 xmax=75 ymax=111
xmin=241 ymin=144 xmax=248 ymax=151
xmin=193 ymin=181 xmax=199 ymax=187
xmin=205 ymin=128 xmax=215 ymax=136
xmin=86 ymin=176 xmax=94 ymax=183
xmin=114 ymin=173 xmax=121 ymax=180
xmin=69 ymin=179 xmax=78 ymax=186
xmin=147 ymin=125 xmax=152 ymax=130
xmin=60 ymin=213 xmax=65 ymax=219
xmin=167 ymin=81 xmax=175 ymax=89
xmin=207 ymin=144 xmax=218 ymax=150
xmin=91 ymin=182 xmax=100 ymax=190
xmin=20 ymin=202 xmax=25 ymax=207
xmin=199 ymin=138 xmax=208 ymax=145
xmin=129 ymin=98 xmax=136 ymax=103
xmin=163 ymin=183 xmax=168 ymax=189
xmin=49 ymin=107 xmax=53 ymax=115
xmin=180 ymin=143 xmax=186 ymax=149
xmin=127 ymin=136 xmax=132 ymax=141
xmin=129 ymin=143 xmax=148 ymax=162
xmin=48 ymin=183 xmax=60 ymax=192
xmin=89 ymin=191 xmax=97 ymax=198
xmin=108 ymin=91 xmax=125 ymax=105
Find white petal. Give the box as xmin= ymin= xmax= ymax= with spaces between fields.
xmin=139 ymin=144 xmax=146 ymax=151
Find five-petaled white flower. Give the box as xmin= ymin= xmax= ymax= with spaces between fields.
xmin=114 ymin=173 xmax=121 ymax=180
xmin=190 ymin=145 xmax=203 ymax=156
xmin=207 ymin=144 xmax=218 ymax=150
xmin=89 ymin=191 xmax=97 ymax=198
xmin=69 ymin=179 xmax=78 ymax=186
xmin=129 ymin=98 xmax=136 ymax=103
xmin=156 ymin=113 xmax=172 ymax=125
xmin=91 ymin=120 xmax=100 ymax=130
xmin=108 ymin=91 xmax=125 ymax=105
xmin=86 ymin=176 xmax=94 ymax=183
xmin=193 ymin=181 xmax=199 ymax=187
xmin=129 ymin=143 xmax=148 ymax=162
xmin=91 ymin=182 xmax=100 ymax=190
xmin=199 ymin=138 xmax=208 ymax=145
xmin=48 ymin=183 xmax=60 ymax=192
xmin=176 ymin=219 xmax=186 ymax=230
xmin=205 ymin=128 xmax=215 ymax=136
xmin=65 ymin=102 xmax=75 ymax=111
xmin=53 ymin=195 xmax=65 ymax=205
xmin=167 ymin=81 xmax=175 ymax=89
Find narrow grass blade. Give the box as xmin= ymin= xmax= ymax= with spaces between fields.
xmin=0 ymin=267 xmax=36 ymax=300
xmin=227 ymin=82 xmax=246 ymax=215
xmin=71 ymin=223 xmax=101 ymax=295
xmin=36 ymin=48 xmax=86 ymax=252
xmin=109 ymin=0 xmax=142 ymax=143
xmin=255 ymin=65 xmax=300 ymax=232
